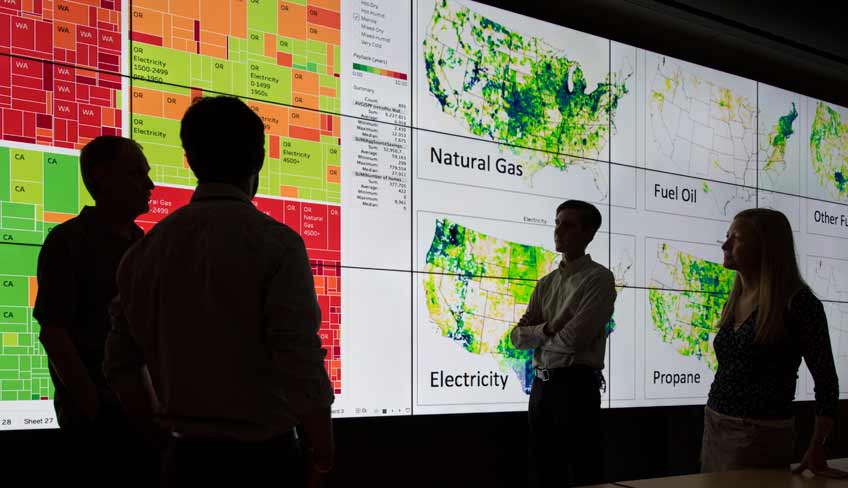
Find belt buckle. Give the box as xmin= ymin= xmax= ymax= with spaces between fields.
xmin=535 ymin=367 xmax=550 ymax=382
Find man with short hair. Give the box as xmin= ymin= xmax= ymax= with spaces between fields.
xmin=510 ymin=200 xmax=616 ymax=488
xmin=34 ymin=135 xmax=155 ymax=485
xmin=104 ymin=96 xmax=335 ymax=487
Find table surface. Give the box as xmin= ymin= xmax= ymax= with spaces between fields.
xmin=583 ymin=458 xmax=848 ymax=488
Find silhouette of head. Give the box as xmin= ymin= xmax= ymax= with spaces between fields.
xmin=180 ymin=96 xmax=265 ymax=191
xmin=80 ymin=136 xmax=153 ymax=218
xmin=718 ymin=208 xmax=803 ymax=343
xmin=554 ymin=200 xmax=601 ymax=256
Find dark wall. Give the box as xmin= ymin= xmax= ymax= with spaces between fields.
xmin=322 ymin=402 xmax=848 ymax=486
xmin=2 ymin=401 xmax=845 ymax=486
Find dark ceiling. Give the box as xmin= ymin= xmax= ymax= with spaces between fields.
xmin=669 ymin=0 xmax=848 ymax=63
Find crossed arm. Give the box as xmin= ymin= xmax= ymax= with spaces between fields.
xmin=510 ymin=273 xmax=615 ymax=351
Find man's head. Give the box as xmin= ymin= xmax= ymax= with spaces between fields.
xmin=554 ymin=200 xmax=602 ymax=258
xmin=80 ymin=136 xmax=153 ymax=217
xmin=180 ymin=96 xmax=265 ymax=192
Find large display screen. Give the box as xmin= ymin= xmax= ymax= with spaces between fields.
xmin=0 ymin=0 xmax=846 ymax=429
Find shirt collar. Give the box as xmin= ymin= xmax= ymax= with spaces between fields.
xmin=78 ymin=206 xmax=143 ymax=241
xmin=191 ymin=183 xmax=253 ymax=204
xmin=558 ymin=253 xmax=593 ymax=277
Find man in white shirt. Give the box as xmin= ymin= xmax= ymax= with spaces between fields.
xmin=103 ymin=96 xmax=334 ymax=487
xmin=510 ymin=200 xmax=616 ymax=488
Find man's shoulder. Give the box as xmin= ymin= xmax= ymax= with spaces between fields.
xmin=255 ymin=211 xmax=305 ymax=249
xmin=585 ymin=259 xmax=614 ymax=275
xmin=42 ymin=213 xmax=88 ymax=249
xmin=584 ymin=260 xmax=615 ymax=283
xmin=223 ymin=204 xmax=305 ymax=248
xmin=536 ymin=268 xmax=559 ymax=287
xmin=141 ymin=201 xmax=304 ymax=250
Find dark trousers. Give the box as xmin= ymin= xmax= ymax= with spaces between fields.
xmin=161 ymin=431 xmax=304 ymax=487
xmin=528 ymin=366 xmax=603 ymax=488
xmin=59 ymin=402 xmax=159 ymax=488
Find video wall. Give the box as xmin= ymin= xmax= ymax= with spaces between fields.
xmin=1 ymin=0 xmax=847 ymax=428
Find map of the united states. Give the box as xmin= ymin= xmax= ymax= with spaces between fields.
xmin=808 ymin=256 xmax=848 ymax=393
xmin=422 ymin=219 xmax=559 ymax=393
xmin=422 ymin=0 xmax=628 ymax=181
xmin=422 ymin=219 xmax=631 ymax=394
xmin=762 ymin=102 xmax=798 ymax=174
xmin=648 ymin=242 xmax=735 ymax=370
xmin=810 ymin=102 xmax=848 ymax=201
xmin=649 ymin=58 xmax=757 ymax=188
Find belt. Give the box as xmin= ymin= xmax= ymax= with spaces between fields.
xmin=534 ymin=365 xmax=598 ymax=382
xmin=172 ymin=428 xmax=297 ymax=444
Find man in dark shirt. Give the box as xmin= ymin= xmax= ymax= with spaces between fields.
xmin=104 ymin=96 xmax=335 ymax=487
xmin=33 ymin=136 xmax=154 ymax=485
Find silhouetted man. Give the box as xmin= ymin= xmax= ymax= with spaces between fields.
xmin=104 ymin=96 xmax=335 ymax=487
xmin=510 ymin=200 xmax=616 ymax=488
xmin=34 ymin=136 xmax=155 ymax=486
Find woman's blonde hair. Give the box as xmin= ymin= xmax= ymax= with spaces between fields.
xmin=717 ymin=208 xmax=806 ymax=343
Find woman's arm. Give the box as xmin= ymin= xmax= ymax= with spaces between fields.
xmin=792 ymin=416 xmax=847 ymax=478
xmin=792 ymin=290 xmax=845 ymax=477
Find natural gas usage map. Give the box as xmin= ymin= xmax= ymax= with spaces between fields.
xmin=415 ymin=0 xmax=631 ymax=204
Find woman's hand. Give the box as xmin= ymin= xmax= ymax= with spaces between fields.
xmin=793 ymin=441 xmax=848 ymax=478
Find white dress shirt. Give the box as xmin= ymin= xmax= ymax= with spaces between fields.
xmin=510 ymin=254 xmax=616 ymax=370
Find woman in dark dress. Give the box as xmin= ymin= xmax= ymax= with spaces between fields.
xmin=702 ymin=208 xmax=844 ymax=477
